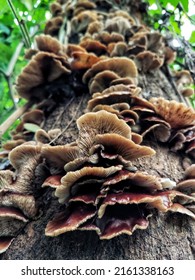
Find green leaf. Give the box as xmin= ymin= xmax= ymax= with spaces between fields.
xmin=166 ymin=0 xmax=180 ymax=8
xmin=189 ymin=14 xmax=195 ymax=23
xmin=23 ymin=123 xmax=41 ymax=133
xmin=0 ymin=23 xmax=10 ymax=35
xmin=180 ymin=0 xmax=189 ymax=12
xmin=189 ymin=31 xmax=195 ymax=44
xmin=21 ymin=0 xmax=33 ymax=11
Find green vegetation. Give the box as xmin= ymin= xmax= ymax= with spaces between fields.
xmin=0 ymin=0 xmax=51 ymax=143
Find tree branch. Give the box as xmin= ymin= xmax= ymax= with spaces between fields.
xmin=0 ymin=101 xmax=34 ymax=138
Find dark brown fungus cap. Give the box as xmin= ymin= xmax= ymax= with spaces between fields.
xmin=70 ymin=51 xmax=101 ymax=70
xmin=184 ymin=164 xmax=195 ymax=179
xmin=91 ymin=133 xmax=155 ymax=161
xmin=50 ymin=2 xmax=63 ymax=17
xmin=92 ymin=84 xmax=140 ymax=98
xmin=181 ymin=88 xmax=194 ymax=97
xmin=0 ymin=237 xmax=14 ymax=254
xmin=16 ymin=52 xmax=70 ymax=100
xmin=97 ymin=204 xmax=150 ymax=239
xmin=111 ymin=77 xmax=136 ymax=86
xmin=142 ymin=123 xmax=171 ymax=143
xmin=136 ymin=51 xmax=164 ymax=72
xmin=150 ymin=97 xmax=195 ymax=128
xmin=98 ymin=191 xmax=195 ymax=220
xmin=105 ymin=16 xmax=131 ymax=35
xmin=41 ymin=144 xmax=80 ymax=174
xmin=35 ymin=129 xmax=51 ymax=144
xmin=175 ymin=179 xmax=195 ymax=194
xmin=22 ymin=109 xmax=44 ymax=125
xmin=42 ymin=175 xmax=63 ymax=189
xmin=2 ymin=139 xmax=25 ymax=151
xmin=66 ymin=44 xmax=86 ymax=56
xmin=35 ymin=34 xmax=66 ymax=55
xmin=109 ymin=42 xmax=128 ymax=57
xmin=86 ymin=20 xmax=104 ymax=35
xmin=109 ymin=10 xmax=135 ymax=25
xmin=164 ymin=46 xmax=176 ymax=64
xmin=80 ymin=39 xmax=107 ymax=55
xmin=71 ymin=11 xmax=98 ymax=34
xmin=102 ymin=170 xmax=162 ymax=192
xmin=83 ymin=57 xmax=138 ymax=85
xmin=45 ymin=203 xmax=96 ymax=236
xmin=87 ymin=89 xmax=146 ymax=112
xmin=44 ymin=16 xmax=63 ymax=36
xmin=64 ymin=153 xmax=99 ymax=172
xmin=89 ymin=70 xmax=120 ymax=94
xmin=56 ymin=165 xmax=123 ymax=202
xmin=94 ymin=31 xmax=125 ymax=45
xmin=92 ymin=104 xmax=120 ymax=114
xmin=76 ymin=0 xmax=97 ymax=10
xmin=174 ymin=70 xmax=193 ymax=87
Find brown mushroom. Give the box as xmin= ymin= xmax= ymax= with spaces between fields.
xmin=44 ymin=16 xmax=63 ymax=36
xmin=70 ymin=51 xmax=101 ymax=70
xmin=150 ymin=97 xmax=195 ymax=129
xmin=71 ymin=11 xmax=98 ymax=34
xmin=45 ymin=203 xmax=97 ymax=236
xmin=41 ymin=144 xmax=80 ymax=174
xmin=2 ymin=139 xmax=25 ymax=151
xmin=94 ymin=31 xmax=125 ymax=45
xmin=86 ymin=20 xmax=104 ymax=35
xmin=56 ymin=165 xmax=123 ymax=202
xmin=135 ymin=51 xmax=164 ymax=72
xmin=80 ymin=39 xmax=107 ymax=55
xmin=50 ymin=2 xmax=63 ymax=17
xmin=96 ymin=204 xmax=150 ymax=239
xmin=90 ymin=133 xmax=155 ymax=161
xmin=83 ymin=57 xmax=138 ymax=85
xmin=16 ymin=51 xmax=71 ymax=101
xmin=0 ymin=237 xmax=14 ymax=254
xmin=76 ymin=110 xmax=132 ymax=154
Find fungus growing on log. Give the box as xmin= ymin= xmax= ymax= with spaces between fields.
xmin=1 ymin=0 xmax=195 ymax=256
xmin=83 ymin=57 xmax=138 ymax=89
xmin=0 ymin=143 xmax=42 ymax=253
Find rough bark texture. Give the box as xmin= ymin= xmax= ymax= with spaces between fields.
xmin=1 ymin=70 xmax=194 ymax=260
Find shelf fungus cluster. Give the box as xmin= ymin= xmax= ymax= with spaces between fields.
xmin=139 ymin=97 xmax=195 ymax=158
xmin=16 ymin=34 xmax=71 ymax=102
xmin=0 ymin=143 xmax=42 ymax=253
xmin=44 ymin=110 xmax=195 ymax=239
xmin=1 ymin=0 xmax=195 ymax=253
xmin=66 ymin=3 xmax=176 ymax=73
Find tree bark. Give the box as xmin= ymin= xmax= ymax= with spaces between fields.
xmin=1 ymin=0 xmax=194 ymax=260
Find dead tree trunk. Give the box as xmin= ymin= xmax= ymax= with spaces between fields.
xmin=1 ymin=0 xmax=194 ymax=260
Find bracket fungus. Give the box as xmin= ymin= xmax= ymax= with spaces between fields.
xmin=83 ymin=57 xmax=138 ymax=89
xmin=130 ymin=97 xmax=195 ymax=158
xmin=0 ymin=143 xmax=42 ymax=253
xmin=2 ymin=0 xmax=195 ymax=251
xmin=44 ymin=104 xmax=195 ymax=239
xmin=16 ymin=35 xmax=71 ymax=102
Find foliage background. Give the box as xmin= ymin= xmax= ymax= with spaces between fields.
xmin=0 ymin=0 xmax=195 ymax=142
